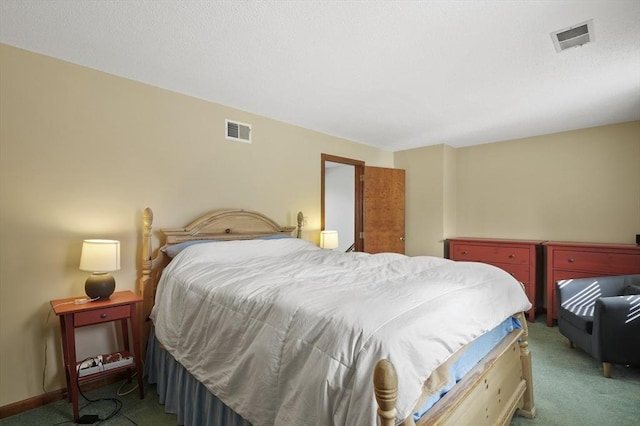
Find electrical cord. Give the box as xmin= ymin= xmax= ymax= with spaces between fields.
xmin=116 ymin=359 xmax=144 ymax=397
xmin=50 ymin=420 xmax=74 ymax=426
xmin=43 ymin=307 xmax=55 ymax=393
xmin=46 ymin=371 xmax=139 ymax=426
xmin=77 ymin=357 xmax=121 ymax=421
xmin=75 ymin=357 xmax=139 ymax=425
xmin=43 ymin=296 xmax=138 ymax=425
xmin=43 ymin=297 xmax=100 ymax=393
xmin=116 ymin=374 xmax=138 ymax=396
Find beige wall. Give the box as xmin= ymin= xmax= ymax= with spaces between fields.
xmin=2 ymin=42 xmax=639 ymax=409
xmin=455 ymin=122 xmax=639 ymax=243
xmin=395 ymin=145 xmax=447 ymax=256
xmin=0 ymin=44 xmax=393 ymax=407
xmin=397 ymin=121 xmax=640 ymax=256
xmin=442 ymin=145 xmax=457 ymax=241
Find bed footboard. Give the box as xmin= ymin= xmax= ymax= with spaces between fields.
xmin=373 ymin=359 xmax=400 ymax=426
xmin=374 ymin=312 xmax=535 ymax=425
xmin=516 ymin=316 xmax=535 ymax=419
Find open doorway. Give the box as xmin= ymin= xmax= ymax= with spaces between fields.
xmin=321 ymin=154 xmax=406 ymax=254
xmin=321 ymin=154 xmax=364 ymax=252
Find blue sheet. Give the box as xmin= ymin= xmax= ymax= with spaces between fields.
xmin=413 ymin=316 xmax=521 ymax=420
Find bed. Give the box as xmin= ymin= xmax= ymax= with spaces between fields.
xmin=139 ymin=207 xmax=536 ymax=425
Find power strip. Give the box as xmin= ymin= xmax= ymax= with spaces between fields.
xmin=77 ymin=352 xmax=134 ymax=377
xmin=78 ymin=364 xmax=104 ymax=377
xmin=103 ymin=356 xmax=133 ymax=371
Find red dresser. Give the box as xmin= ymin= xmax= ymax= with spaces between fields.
xmin=543 ymin=241 xmax=640 ymax=326
xmin=446 ymin=238 xmax=544 ymax=322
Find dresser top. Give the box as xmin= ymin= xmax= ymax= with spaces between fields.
xmin=543 ymin=241 xmax=640 ymax=250
xmin=447 ymin=237 xmax=546 ymax=245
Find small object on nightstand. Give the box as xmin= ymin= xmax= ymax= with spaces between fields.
xmin=50 ymin=290 xmax=144 ymax=422
xmin=79 ymin=239 xmax=120 ymax=300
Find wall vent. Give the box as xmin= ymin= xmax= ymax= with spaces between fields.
xmin=225 ymin=119 xmax=252 ymax=143
xmin=551 ymin=19 xmax=594 ymax=53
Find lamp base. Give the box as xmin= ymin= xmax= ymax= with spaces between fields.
xmin=85 ymin=273 xmax=115 ymax=300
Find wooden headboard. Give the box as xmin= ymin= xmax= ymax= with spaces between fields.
xmin=139 ymin=207 xmax=304 ymax=352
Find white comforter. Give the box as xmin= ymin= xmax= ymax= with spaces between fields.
xmin=151 ymin=238 xmax=531 ymax=426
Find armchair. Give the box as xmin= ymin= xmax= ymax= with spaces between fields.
xmin=556 ymin=274 xmax=640 ymax=377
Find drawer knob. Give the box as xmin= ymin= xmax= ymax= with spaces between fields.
xmin=568 ymin=258 xmax=575 ymax=263
xmin=101 ymin=313 xmax=107 ymax=319
xmin=462 ymin=250 xmax=468 ymax=255
xmin=509 ymin=254 xmax=515 ymax=258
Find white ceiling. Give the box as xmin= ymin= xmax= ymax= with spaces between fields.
xmin=1 ymin=1 xmax=639 ymax=151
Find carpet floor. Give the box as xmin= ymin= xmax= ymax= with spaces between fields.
xmin=1 ymin=316 xmax=638 ymax=425
xmin=509 ymin=317 xmax=639 ymax=426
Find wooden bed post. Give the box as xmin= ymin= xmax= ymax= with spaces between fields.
xmin=374 ymin=359 xmax=398 ymax=426
xmin=139 ymin=207 xmax=154 ymax=357
xmin=517 ymin=312 xmax=536 ymax=419
xmin=296 ymin=211 xmax=304 ymax=238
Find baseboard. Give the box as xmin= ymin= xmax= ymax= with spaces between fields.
xmin=0 ymin=388 xmax=66 ymax=419
xmin=0 ymin=374 xmax=127 ymax=419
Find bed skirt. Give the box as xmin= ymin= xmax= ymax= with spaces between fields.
xmin=145 ymin=317 xmax=520 ymax=425
xmin=145 ymin=328 xmax=252 ymax=426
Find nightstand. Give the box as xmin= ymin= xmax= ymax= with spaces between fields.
xmin=50 ymin=290 xmax=145 ymax=422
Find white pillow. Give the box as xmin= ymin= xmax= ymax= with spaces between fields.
xmin=173 ymin=237 xmax=319 ymax=264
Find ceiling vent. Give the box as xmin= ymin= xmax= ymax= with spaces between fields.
xmin=225 ymin=119 xmax=252 ymax=143
xmin=551 ymin=19 xmax=594 ymax=53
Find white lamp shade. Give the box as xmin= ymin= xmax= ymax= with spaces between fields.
xmin=79 ymin=239 xmax=121 ymax=272
xmin=320 ymin=230 xmax=339 ymax=249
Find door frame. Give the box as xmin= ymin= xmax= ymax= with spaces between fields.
xmin=321 ymin=154 xmax=365 ymax=252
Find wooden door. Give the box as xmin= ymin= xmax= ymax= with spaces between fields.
xmin=363 ymin=166 xmax=406 ymax=254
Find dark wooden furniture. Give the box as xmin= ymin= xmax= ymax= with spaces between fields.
xmin=544 ymin=241 xmax=640 ymax=326
xmin=446 ymin=238 xmax=544 ymax=322
xmin=50 ymin=290 xmax=144 ymax=422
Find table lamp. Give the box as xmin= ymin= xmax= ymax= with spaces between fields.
xmin=79 ymin=239 xmax=120 ymax=300
xmin=320 ymin=230 xmax=339 ymax=250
